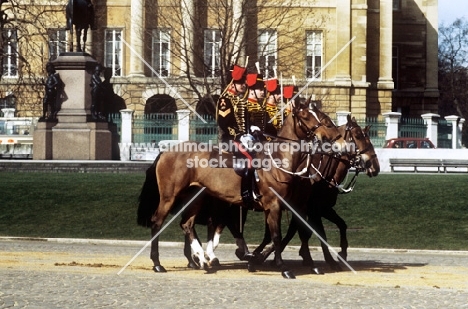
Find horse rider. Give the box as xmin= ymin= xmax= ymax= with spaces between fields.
xmin=264 ymin=78 xmax=284 ymax=137
xmin=216 ymin=65 xmax=263 ymax=205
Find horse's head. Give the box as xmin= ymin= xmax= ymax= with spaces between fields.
xmin=342 ymin=114 xmax=380 ymax=177
xmin=290 ymin=104 xmax=348 ymax=153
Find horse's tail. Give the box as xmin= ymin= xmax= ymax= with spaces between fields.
xmin=137 ymin=153 xmax=162 ymax=228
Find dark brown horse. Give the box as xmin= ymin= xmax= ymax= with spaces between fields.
xmin=66 ymin=0 xmax=95 ymax=52
xmin=137 ymin=104 xmax=347 ymax=278
xmin=254 ymin=112 xmax=380 ymax=272
xmin=176 ymin=105 xmax=351 ymax=272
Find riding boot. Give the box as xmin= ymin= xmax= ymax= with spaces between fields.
xmin=241 ymin=168 xmax=254 ymax=208
xmin=249 ymin=169 xmax=262 ymax=202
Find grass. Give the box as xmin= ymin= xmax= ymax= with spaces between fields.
xmin=0 ymin=172 xmax=467 ymax=250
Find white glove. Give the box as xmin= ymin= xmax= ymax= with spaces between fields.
xmin=240 ymin=134 xmax=254 ymax=150
xmin=250 ymin=125 xmax=261 ymax=132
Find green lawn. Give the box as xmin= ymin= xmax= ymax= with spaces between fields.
xmin=0 ymin=172 xmax=467 ymax=250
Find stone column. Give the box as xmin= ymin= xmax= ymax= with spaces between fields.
xmin=383 ymin=112 xmax=401 ymax=140
xmin=129 ymin=0 xmax=145 ymax=77
xmin=459 ymin=118 xmax=465 ymax=148
xmin=335 ymin=0 xmax=352 ymax=86
xmin=177 ymin=109 xmax=190 ymax=141
xmin=445 ymin=115 xmax=461 ymax=149
xmin=233 ymin=1 xmax=246 ymax=62
xmin=377 ymin=0 xmax=394 ymax=89
xmin=180 ymin=0 xmax=194 ymax=75
xmin=421 ymin=113 xmax=440 ymax=148
xmin=424 ymin=0 xmax=439 ymax=97
xmin=1 ymin=108 xmax=15 ymax=118
xmin=336 ymin=111 xmax=352 ymax=126
xmin=119 ymin=109 xmax=134 ymax=161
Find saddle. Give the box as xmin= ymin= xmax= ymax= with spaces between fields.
xmin=209 ymin=146 xmax=262 ymax=206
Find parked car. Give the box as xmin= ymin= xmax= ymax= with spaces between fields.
xmin=384 ymin=137 xmax=436 ymax=149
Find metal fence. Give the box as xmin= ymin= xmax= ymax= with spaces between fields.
xmin=437 ymin=118 xmax=452 ymax=148
xmin=399 ymin=117 xmax=427 ymax=138
xmin=108 ymin=113 xmax=122 ymax=137
xmin=346 ymin=116 xmax=387 ymax=148
xmin=133 ymin=113 xmax=178 ymax=144
xmin=190 ymin=114 xmax=218 ymax=143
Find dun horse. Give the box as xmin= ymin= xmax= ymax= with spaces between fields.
xmin=137 ymin=104 xmax=347 ymax=278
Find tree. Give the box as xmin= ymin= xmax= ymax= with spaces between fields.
xmin=438 ymin=17 xmax=468 ymax=146
xmin=143 ymin=0 xmax=323 ymax=113
xmin=0 ymin=0 xmax=64 ymax=116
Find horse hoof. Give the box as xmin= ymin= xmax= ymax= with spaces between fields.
xmin=210 ymin=258 xmax=220 ymax=267
xmin=311 ymin=267 xmax=324 ymax=275
xmin=282 ymin=270 xmax=296 ymax=279
xmin=338 ymin=251 xmax=348 ymax=261
xmin=187 ymin=262 xmax=198 ymax=269
xmin=153 ymin=265 xmax=167 ymax=273
xmin=235 ymin=249 xmax=247 ymax=260
xmin=247 ymin=262 xmax=256 ymax=273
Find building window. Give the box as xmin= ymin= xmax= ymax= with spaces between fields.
xmin=2 ymin=29 xmax=18 ymax=78
xmin=152 ymin=29 xmax=171 ymax=77
xmin=203 ymin=29 xmax=221 ymax=77
xmin=258 ymin=29 xmax=277 ymax=78
xmin=305 ymin=30 xmax=322 ymax=79
xmin=48 ymin=29 xmax=67 ymax=61
xmin=105 ymin=29 xmax=122 ymax=77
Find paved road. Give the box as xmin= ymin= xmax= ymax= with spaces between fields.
xmin=1 ymin=238 xmax=467 ymax=308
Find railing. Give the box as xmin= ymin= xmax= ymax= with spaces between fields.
xmin=437 ymin=119 xmax=452 ymax=149
xmin=108 ymin=113 xmax=122 ymax=137
xmin=399 ymin=117 xmax=427 ymax=138
xmin=352 ymin=116 xmax=387 ymax=148
xmin=190 ymin=114 xmax=218 ymax=143
xmin=132 ymin=113 xmax=178 ymax=144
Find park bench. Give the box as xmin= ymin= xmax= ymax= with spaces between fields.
xmin=440 ymin=159 xmax=468 ymax=173
xmin=389 ymin=158 xmax=468 ymax=173
xmin=389 ymin=158 xmax=442 ymax=173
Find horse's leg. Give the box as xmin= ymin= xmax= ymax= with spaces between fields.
xmin=205 ymin=222 xmax=222 ymax=267
xmin=225 ymin=205 xmax=250 ymax=261
xmin=308 ymin=211 xmax=342 ymax=272
xmin=265 ymin=198 xmax=295 ymax=279
xmin=69 ymin=28 xmax=74 ymax=52
xmin=82 ymin=28 xmax=88 ymax=53
xmin=180 ymin=200 xmax=208 ymax=270
xmin=76 ymin=28 xmax=82 ymax=52
xmin=322 ymin=208 xmax=348 ymax=262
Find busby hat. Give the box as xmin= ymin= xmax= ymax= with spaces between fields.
xmin=265 ymin=78 xmax=281 ymax=94
xmin=283 ymin=85 xmax=295 ymax=99
xmin=246 ymin=73 xmax=265 ymax=90
xmin=227 ymin=64 xmax=247 ymax=83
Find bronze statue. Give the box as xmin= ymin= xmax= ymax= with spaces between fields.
xmin=42 ymin=63 xmax=63 ymax=121
xmin=66 ymin=0 xmax=96 ymax=52
xmin=90 ymin=64 xmax=107 ymax=121
xmin=100 ymin=67 xmax=126 ymax=116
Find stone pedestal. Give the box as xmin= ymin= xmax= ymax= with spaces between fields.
xmin=33 ymin=52 xmax=112 ymax=160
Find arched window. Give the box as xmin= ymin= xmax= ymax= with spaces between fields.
xmin=144 ymin=94 xmax=177 ymax=114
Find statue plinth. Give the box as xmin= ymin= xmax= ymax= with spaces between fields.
xmin=33 ymin=53 xmax=113 ymax=160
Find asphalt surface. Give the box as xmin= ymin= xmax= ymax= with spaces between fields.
xmin=1 ymin=237 xmax=467 ymax=308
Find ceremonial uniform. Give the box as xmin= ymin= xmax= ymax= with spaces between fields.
xmin=216 ymin=65 xmax=248 ymax=144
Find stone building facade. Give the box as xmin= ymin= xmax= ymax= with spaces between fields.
xmin=0 ymin=0 xmax=438 ymax=119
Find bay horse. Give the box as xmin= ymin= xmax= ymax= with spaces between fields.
xmin=137 ymin=104 xmax=347 ymax=278
xmin=66 ymin=0 xmax=95 ymax=52
xmin=254 ymin=112 xmax=380 ymax=272
xmin=175 ymin=104 xmax=350 ymax=272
